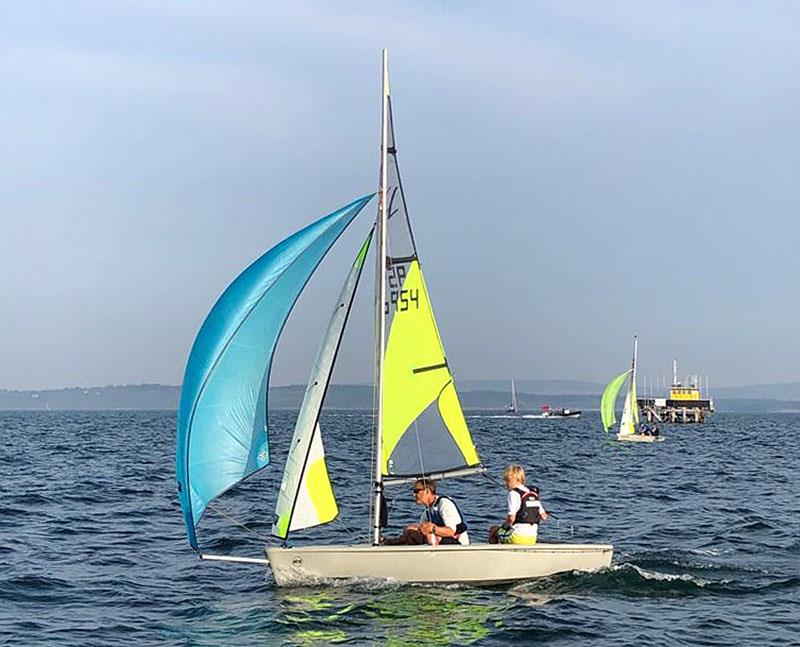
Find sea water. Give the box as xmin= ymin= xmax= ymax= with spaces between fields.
xmin=1 ymin=410 xmax=797 ymax=646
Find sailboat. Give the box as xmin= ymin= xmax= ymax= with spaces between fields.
xmin=600 ymin=336 xmax=664 ymax=443
xmin=176 ymin=50 xmax=613 ymax=586
xmin=506 ymin=379 xmax=518 ymax=413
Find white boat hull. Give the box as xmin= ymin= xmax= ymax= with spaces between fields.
xmin=265 ymin=542 xmax=613 ymax=586
xmin=616 ymin=433 xmax=665 ymax=443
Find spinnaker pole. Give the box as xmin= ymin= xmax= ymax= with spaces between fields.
xmin=372 ymin=48 xmax=389 ymax=545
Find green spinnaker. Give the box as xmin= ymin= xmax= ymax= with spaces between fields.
xmin=600 ymin=370 xmax=631 ymax=431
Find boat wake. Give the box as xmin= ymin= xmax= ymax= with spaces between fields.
xmin=509 ymin=549 xmax=798 ymax=599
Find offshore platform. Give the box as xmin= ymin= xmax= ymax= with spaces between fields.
xmin=638 ymin=360 xmax=714 ymax=424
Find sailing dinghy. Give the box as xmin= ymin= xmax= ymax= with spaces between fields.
xmin=506 ymin=379 xmax=518 ymax=413
xmin=176 ymin=50 xmax=613 ymax=586
xmin=600 ymin=336 xmax=665 ymax=443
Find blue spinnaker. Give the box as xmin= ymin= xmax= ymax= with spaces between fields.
xmin=176 ymin=194 xmax=374 ymax=549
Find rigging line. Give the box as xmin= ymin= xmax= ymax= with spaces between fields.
xmin=481 ymin=470 xmax=504 ymax=487
xmin=206 ymin=502 xmax=278 ymax=544
xmin=411 ymin=417 xmax=432 ymax=524
xmin=413 ymin=418 xmax=427 ymax=480
xmin=332 ymin=517 xmax=366 ymax=544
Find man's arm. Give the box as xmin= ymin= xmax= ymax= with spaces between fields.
xmin=421 ymin=499 xmax=460 ymax=538
xmin=420 ymin=521 xmax=456 ymax=538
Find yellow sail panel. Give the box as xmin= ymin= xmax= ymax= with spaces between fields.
xmin=381 ymin=261 xmax=479 ymax=477
xmin=305 ymin=454 xmax=338 ymax=523
xmin=632 ymin=378 xmax=640 ymax=425
xmin=281 ymin=426 xmax=338 ymax=535
xmin=619 ymin=389 xmax=637 ymax=436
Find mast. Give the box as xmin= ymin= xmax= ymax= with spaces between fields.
xmin=372 ymin=48 xmax=389 ymax=545
xmin=631 ymin=335 xmax=639 ymax=422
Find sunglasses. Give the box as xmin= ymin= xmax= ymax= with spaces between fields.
xmin=412 ymin=488 xmax=425 ymax=494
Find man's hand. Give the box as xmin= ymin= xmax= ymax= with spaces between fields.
xmin=420 ymin=522 xmax=435 ymax=535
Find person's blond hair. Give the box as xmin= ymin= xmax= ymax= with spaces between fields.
xmin=503 ymin=464 xmax=526 ymax=484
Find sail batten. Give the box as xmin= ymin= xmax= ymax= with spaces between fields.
xmin=176 ymin=194 xmax=374 ymax=550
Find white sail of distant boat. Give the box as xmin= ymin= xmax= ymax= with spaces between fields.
xmin=618 ymin=337 xmax=639 ymax=438
xmin=600 ymin=336 xmax=664 ymax=443
xmin=175 ymin=50 xmax=613 ymax=585
xmin=506 ymin=379 xmax=518 ymax=413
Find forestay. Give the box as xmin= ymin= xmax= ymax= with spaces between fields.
xmin=379 ymin=96 xmax=481 ymax=481
xmin=176 ymin=195 xmax=373 ymax=550
xmin=272 ymin=231 xmax=374 ymax=539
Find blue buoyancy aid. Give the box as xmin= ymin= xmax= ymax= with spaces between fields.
xmin=426 ymin=495 xmax=468 ymax=536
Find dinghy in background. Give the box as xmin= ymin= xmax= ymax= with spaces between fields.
xmin=506 ymin=379 xmax=518 ymax=414
xmin=601 ymin=336 xmax=665 ymax=443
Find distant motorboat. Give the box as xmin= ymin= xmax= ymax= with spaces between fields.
xmin=522 ymin=405 xmax=582 ymax=419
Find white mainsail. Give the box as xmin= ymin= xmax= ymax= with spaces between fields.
xmin=619 ymin=386 xmax=636 ymax=436
xmin=272 ymin=233 xmax=373 ymax=539
xmin=618 ymin=336 xmax=640 ymax=437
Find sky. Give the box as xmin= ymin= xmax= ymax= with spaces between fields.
xmin=1 ymin=1 xmax=798 ymax=390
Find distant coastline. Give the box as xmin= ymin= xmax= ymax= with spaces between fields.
xmin=1 ymin=381 xmax=799 ymax=413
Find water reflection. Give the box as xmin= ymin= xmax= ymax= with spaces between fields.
xmin=275 ymin=585 xmax=509 ymax=646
